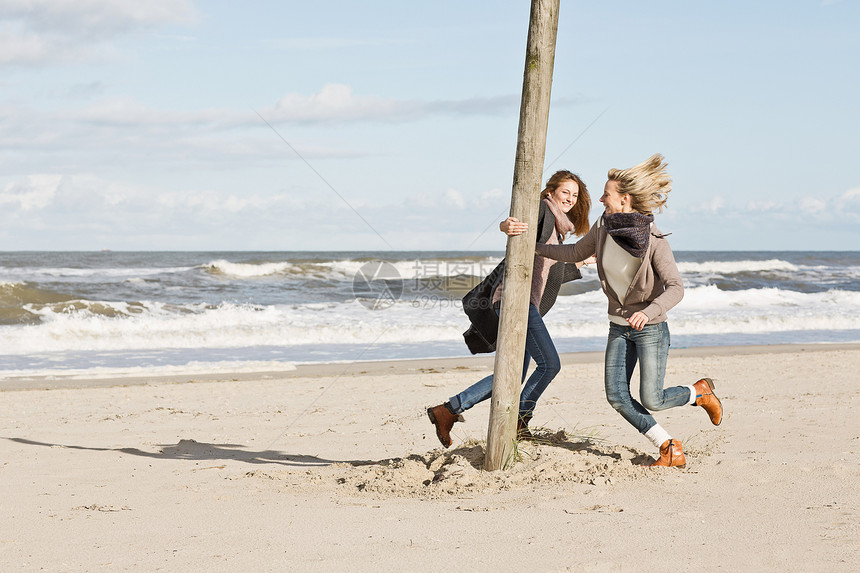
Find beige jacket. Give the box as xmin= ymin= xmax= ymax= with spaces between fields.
xmin=535 ymin=215 xmax=684 ymax=324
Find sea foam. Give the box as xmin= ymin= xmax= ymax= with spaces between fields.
xmin=4 ymin=285 xmax=859 ymax=357
xmin=677 ymin=259 xmax=798 ymax=274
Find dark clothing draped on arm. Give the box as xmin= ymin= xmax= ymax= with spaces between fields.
xmin=462 ymin=201 xmax=583 ymax=354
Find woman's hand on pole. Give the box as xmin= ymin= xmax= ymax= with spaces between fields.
xmin=500 ymin=217 xmax=528 ymax=236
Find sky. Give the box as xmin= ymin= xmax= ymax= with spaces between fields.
xmin=1 ymin=0 xmax=858 ymax=252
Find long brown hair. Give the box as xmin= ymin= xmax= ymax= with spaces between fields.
xmin=540 ymin=170 xmax=591 ymax=236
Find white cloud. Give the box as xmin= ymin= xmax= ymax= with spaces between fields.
xmin=0 ymin=0 xmax=197 ymax=66
xmin=263 ymin=37 xmax=396 ymax=51
xmin=22 ymin=79 xmax=556 ymax=130
xmin=404 ymin=188 xmax=489 ymax=211
xmin=800 ymin=197 xmax=827 ymax=214
xmin=689 ymin=195 xmax=725 ymax=213
xmin=444 ymin=188 xmax=465 ymax=209
xmin=0 ymin=172 xmax=333 ymax=250
xmin=65 ymin=97 xmax=234 ymax=128
xmin=270 ymin=84 xmax=405 ymax=123
xmin=56 ymin=85 xmax=517 ymax=129
xmin=835 ymin=187 xmax=860 ymax=219
xmin=0 ymin=174 xmax=61 ymax=210
xmin=480 ymin=188 xmax=505 ymax=202
xmin=745 ymin=200 xmax=783 ymax=212
xmin=265 ymin=83 xmax=517 ymax=124
xmin=155 ymin=189 xmax=274 ymax=214
xmin=740 ymin=188 xmax=860 ymax=224
xmin=0 ymin=99 xmax=373 ymax=176
xmin=837 ymin=187 xmax=860 ymax=204
xmin=403 ymin=193 xmax=441 ymax=210
xmin=0 ymin=82 xmax=517 ymax=175
xmin=60 ymin=81 xmax=107 ymax=100
xmin=0 ymin=173 xmax=293 ymax=219
xmin=0 ymin=171 xmax=495 ymax=249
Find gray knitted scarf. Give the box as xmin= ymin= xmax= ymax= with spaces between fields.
xmin=603 ymin=212 xmax=653 ymax=257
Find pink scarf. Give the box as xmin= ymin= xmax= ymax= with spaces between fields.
xmin=530 ymin=197 xmax=574 ymax=306
xmin=544 ymin=195 xmax=575 ymax=239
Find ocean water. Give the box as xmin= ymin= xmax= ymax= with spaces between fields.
xmin=1 ymin=250 xmax=859 ymax=380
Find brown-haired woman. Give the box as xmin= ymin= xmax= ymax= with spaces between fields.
xmin=427 ymin=170 xmax=594 ymax=448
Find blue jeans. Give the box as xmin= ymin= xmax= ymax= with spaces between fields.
xmin=604 ymin=321 xmax=691 ymax=434
xmin=449 ymin=304 xmax=561 ymax=418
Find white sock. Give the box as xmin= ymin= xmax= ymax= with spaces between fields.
xmin=686 ymin=384 xmax=697 ymax=406
xmin=644 ymin=424 xmax=672 ymax=449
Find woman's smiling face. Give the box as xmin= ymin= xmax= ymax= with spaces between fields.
xmin=600 ymin=179 xmax=630 ymax=214
xmin=549 ymin=180 xmax=579 ymax=213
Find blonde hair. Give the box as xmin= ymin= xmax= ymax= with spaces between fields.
xmin=607 ymin=153 xmax=672 ymax=214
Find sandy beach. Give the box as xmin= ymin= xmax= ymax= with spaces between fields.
xmin=2 ymin=343 xmax=859 ymax=571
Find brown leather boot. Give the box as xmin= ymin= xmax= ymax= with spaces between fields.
xmin=693 ymin=377 xmax=722 ymax=426
xmin=516 ymin=415 xmax=534 ymax=441
xmin=650 ymin=439 xmax=686 ymax=468
xmin=427 ymin=403 xmax=460 ymax=448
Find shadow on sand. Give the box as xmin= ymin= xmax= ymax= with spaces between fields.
xmin=524 ymin=430 xmax=655 ymax=466
xmin=6 ymin=431 xmax=656 ymax=470
xmin=4 ymin=436 xmax=382 ymax=468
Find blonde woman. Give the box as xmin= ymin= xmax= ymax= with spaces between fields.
xmin=535 ymin=154 xmax=722 ymax=467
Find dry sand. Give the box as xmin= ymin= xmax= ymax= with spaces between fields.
xmin=2 ymin=344 xmax=859 ymax=571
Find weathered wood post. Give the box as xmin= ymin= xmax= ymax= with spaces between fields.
xmin=484 ymin=0 xmax=560 ymax=471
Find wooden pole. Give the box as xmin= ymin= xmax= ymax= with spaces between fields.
xmin=484 ymin=0 xmax=560 ymax=471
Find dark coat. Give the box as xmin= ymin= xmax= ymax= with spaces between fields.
xmin=462 ymin=201 xmax=583 ymax=354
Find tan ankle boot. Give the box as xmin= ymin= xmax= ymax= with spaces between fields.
xmin=693 ymin=377 xmax=722 ymax=426
xmin=650 ymin=439 xmax=686 ymax=468
xmin=427 ymin=403 xmax=460 ymax=448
